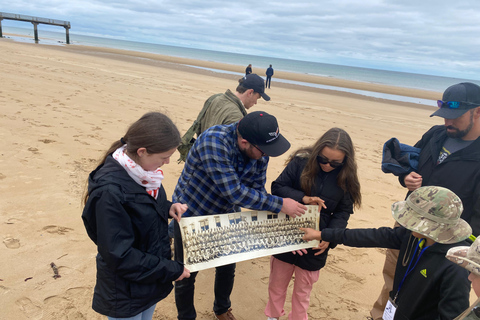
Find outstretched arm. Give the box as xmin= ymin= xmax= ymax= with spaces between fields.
xmin=301 ymin=226 xmax=407 ymax=250
xmin=301 ymin=227 xmax=321 ymax=241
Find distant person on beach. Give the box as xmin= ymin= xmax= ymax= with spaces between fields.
xmin=176 ymin=73 xmax=270 ymax=163
xmin=81 ymin=112 xmax=190 ymax=320
xmin=370 ymin=82 xmax=480 ymax=320
xmin=264 ymin=128 xmax=361 ymax=320
xmin=266 ymin=64 xmax=274 ymax=89
xmin=245 ymin=64 xmax=252 ymax=75
xmin=172 ymin=111 xmax=308 ymax=320
xmin=302 ymin=186 xmax=471 ymax=320
xmin=447 ymin=236 xmax=480 ymax=319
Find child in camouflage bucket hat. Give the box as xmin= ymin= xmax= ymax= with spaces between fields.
xmin=301 ymin=186 xmax=472 ymax=319
xmin=446 ymin=237 xmax=480 ymax=320
xmin=392 ymin=185 xmax=471 ymax=244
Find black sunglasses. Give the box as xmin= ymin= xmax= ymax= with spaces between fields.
xmin=252 ymin=144 xmax=266 ymax=156
xmin=317 ymin=155 xmax=343 ymax=168
xmin=437 ymin=100 xmax=478 ymax=109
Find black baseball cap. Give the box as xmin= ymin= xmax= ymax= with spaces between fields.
xmin=431 ymin=82 xmax=480 ymax=119
xmin=237 ymin=111 xmax=290 ymax=157
xmin=240 ymin=74 xmax=270 ymax=101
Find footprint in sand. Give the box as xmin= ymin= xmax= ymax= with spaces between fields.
xmin=260 ymin=276 xmax=269 ymax=284
xmin=42 ymin=225 xmax=74 ymax=235
xmin=74 ymin=139 xmax=90 ymax=146
xmin=42 ymin=287 xmax=90 ymax=319
xmin=16 ymin=297 xmax=43 ymax=320
xmin=3 ymin=236 xmax=20 ymax=249
xmin=5 ymin=217 xmax=21 ymax=225
xmin=27 ymin=147 xmax=40 ymax=154
xmin=38 ymin=139 xmax=56 ymax=144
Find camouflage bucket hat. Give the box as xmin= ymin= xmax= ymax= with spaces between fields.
xmin=446 ymin=237 xmax=480 ymax=276
xmin=392 ymin=186 xmax=471 ymax=244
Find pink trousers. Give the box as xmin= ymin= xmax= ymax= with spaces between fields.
xmin=264 ymin=256 xmax=320 ymax=320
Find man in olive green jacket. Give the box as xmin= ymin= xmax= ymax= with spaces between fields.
xmin=199 ymin=73 xmax=270 ymax=133
xmin=177 ymin=73 xmax=270 ymax=164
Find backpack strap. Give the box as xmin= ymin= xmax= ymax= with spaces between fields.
xmin=194 ymin=93 xmax=223 ymax=135
xmin=177 ymin=93 xmax=223 ymax=163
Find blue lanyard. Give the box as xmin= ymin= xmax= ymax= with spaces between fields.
xmin=394 ymin=239 xmax=430 ymax=303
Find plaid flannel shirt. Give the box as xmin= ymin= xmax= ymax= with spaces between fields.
xmin=172 ymin=122 xmax=283 ymax=217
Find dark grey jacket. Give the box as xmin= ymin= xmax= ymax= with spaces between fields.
xmin=399 ymin=125 xmax=480 ymax=235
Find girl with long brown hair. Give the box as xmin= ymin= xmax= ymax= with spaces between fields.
xmin=265 ymin=127 xmax=361 ymax=320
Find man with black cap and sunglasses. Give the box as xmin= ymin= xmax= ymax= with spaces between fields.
xmin=172 ymin=111 xmax=307 ymax=320
xmin=370 ymin=82 xmax=480 ymax=320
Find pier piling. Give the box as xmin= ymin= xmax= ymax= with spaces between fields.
xmin=0 ymin=12 xmax=71 ymax=44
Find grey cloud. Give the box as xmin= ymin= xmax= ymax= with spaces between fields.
xmin=2 ymin=1 xmax=480 ymax=78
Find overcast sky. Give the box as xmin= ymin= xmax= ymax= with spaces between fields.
xmin=2 ymin=1 xmax=480 ymax=79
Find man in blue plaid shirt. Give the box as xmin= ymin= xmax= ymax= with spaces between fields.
xmin=172 ymin=111 xmax=307 ymax=320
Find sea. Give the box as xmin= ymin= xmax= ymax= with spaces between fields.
xmin=3 ymin=25 xmax=480 ymax=106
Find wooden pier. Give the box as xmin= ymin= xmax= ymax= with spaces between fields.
xmin=0 ymin=12 xmax=71 ymax=44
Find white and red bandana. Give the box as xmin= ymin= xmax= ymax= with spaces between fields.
xmin=113 ymin=145 xmax=164 ymax=199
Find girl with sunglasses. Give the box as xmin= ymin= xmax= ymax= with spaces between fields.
xmin=264 ymin=127 xmax=361 ymax=320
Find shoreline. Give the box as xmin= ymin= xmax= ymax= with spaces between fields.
xmin=62 ymin=44 xmax=442 ymax=101
xmin=2 ymin=34 xmax=441 ymax=105
xmin=68 ymin=45 xmax=437 ymax=112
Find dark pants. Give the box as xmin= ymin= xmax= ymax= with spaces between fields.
xmin=174 ymin=221 xmax=236 ymax=320
xmin=266 ymin=76 xmax=272 ymax=88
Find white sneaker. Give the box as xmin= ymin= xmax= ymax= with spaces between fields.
xmin=267 ymin=318 xmax=278 ymax=320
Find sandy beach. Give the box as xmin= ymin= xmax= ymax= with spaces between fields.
xmin=0 ymin=38 xmax=468 ymax=319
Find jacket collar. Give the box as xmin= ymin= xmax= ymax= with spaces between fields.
xmin=89 ymin=156 xmax=160 ymax=198
xmin=430 ymin=125 xmax=480 ymax=162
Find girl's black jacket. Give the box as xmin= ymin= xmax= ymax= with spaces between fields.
xmin=271 ymin=156 xmax=353 ymax=271
xmin=82 ymin=156 xmax=183 ymax=318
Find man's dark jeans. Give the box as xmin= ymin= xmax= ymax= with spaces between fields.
xmin=266 ymin=76 xmax=272 ymax=88
xmin=174 ymin=221 xmax=236 ymax=319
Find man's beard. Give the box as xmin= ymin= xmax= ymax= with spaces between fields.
xmin=446 ymin=111 xmax=474 ymax=139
